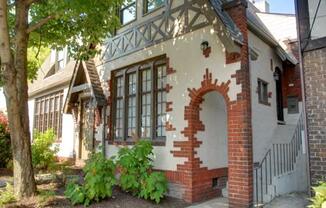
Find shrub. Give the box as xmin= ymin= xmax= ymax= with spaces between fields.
xmin=32 ymin=129 xmax=59 ymax=171
xmin=139 ymin=171 xmax=168 ymax=203
xmin=64 ymin=153 xmax=116 ymax=206
xmin=0 ymin=183 xmax=16 ymax=206
xmin=309 ymin=182 xmax=326 ymax=208
xmin=0 ymin=112 xmax=11 ymax=168
xmin=117 ymin=140 xmax=168 ymax=203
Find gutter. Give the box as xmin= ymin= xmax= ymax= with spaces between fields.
xmin=247 ymin=17 xmax=298 ymax=65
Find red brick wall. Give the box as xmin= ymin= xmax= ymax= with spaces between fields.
xmin=303 ymin=47 xmax=326 ymax=184
xmin=282 ymin=41 xmax=302 ymax=107
xmin=223 ymin=1 xmax=253 ymax=207
xmin=171 ymin=69 xmax=231 ymax=203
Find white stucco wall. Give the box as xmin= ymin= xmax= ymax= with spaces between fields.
xmin=28 ymin=87 xmax=75 ymax=158
xmin=249 ymin=30 xmax=283 ymax=162
xmin=197 ymin=92 xmax=228 ymax=170
xmin=98 ymin=25 xmax=241 ymax=171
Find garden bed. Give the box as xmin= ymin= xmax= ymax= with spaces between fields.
xmin=5 ymin=185 xmax=188 ymax=208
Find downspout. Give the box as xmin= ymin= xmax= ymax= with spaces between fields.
xmin=294 ymin=0 xmax=311 ymax=195
xmin=101 ymin=106 xmax=106 ymax=157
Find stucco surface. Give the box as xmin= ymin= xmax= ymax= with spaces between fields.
xmin=101 ymin=25 xmax=241 ymax=171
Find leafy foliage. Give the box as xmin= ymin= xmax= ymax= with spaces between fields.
xmin=139 ymin=171 xmax=168 ymax=204
xmin=64 ymin=153 xmax=116 ymax=206
xmin=0 ymin=111 xmax=11 ymax=168
xmin=31 ymin=129 xmax=59 ymax=171
xmin=117 ymin=140 xmax=168 ymax=203
xmin=27 ymin=47 xmax=51 ymax=82
xmin=27 ymin=0 xmax=123 ymax=60
xmin=309 ymin=182 xmax=326 ymax=208
xmin=0 ymin=183 xmax=16 ymax=206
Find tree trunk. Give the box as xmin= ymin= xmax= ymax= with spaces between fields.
xmin=0 ymin=0 xmax=36 ymax=199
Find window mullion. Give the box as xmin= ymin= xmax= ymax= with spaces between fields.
xmin=136 ymin=68 xmax=140 ymax=138
xmin=151 ymin=63 xmax=156 ymax=140
xmin=123 ymin=71 xmax=127 ymax=141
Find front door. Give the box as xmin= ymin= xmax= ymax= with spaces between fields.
xmin=78 ymin=99 xmax=93 ymax=160
xmin=275 ymin=68 xmax=284 ymax=122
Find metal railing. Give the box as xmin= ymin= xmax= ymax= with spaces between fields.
xmin=254 ymin=113 xmax=304 ymax=207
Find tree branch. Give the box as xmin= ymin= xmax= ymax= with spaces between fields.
xmin=27 ymin=15 xmax=54 ymax=34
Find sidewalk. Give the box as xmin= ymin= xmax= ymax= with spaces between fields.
xmin=187 ymin=193 xmax=309 ymax=208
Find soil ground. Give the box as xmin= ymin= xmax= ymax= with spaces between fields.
xmin=1 ymin=168 xmax=189 ymax=208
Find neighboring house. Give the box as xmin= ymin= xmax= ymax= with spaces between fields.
xmin=28 ymin=48 xmax=76 ymax=158
xmin=28 ymin=0 xmax=308 ymax=207
xmin=295 ymin=0 xmax=326 ymax=185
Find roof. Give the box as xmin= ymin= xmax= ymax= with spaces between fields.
xmin=209 ymin=0 xmax=244 ymax=44
xmin=64 ymin=60 xmax=106 ymax=114
xmin=28 ymin=60 xmax=75 ymax=98
xmin=247 ymin=2 xmax=298 ymax=64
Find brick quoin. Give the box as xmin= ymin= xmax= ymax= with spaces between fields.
xmin=223 ymin=0 xmax=253 ymax=207
xmin=171 ymin=68 xmax=231 ymax=203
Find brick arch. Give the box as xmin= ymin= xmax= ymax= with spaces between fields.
xmin=171 ymin=69 xmax=231 ymax=202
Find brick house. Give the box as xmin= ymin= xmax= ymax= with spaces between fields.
xmin=295 ymin=0 xmax=326 ymax=185
xmin=28 ymin=0 xmax=308 ymax=207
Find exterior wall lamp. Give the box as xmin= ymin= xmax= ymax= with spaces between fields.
xmin=201 ymin=41 xmax=211 ymax=58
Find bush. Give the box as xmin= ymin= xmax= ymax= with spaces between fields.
xmin=309 ymin=182 xmax=326 ymax=208
xmin=64 ymin=153 xmax=116 ymax=206
xmin=0 ymin=112 xmax=11 ymax=168
xmin=0 ymin=183 xmax=16 ymax=206
xmin=32 ymin=129 xmax=59 ymax=171
xmin=117 ymin=140 xmax=168 ymax=203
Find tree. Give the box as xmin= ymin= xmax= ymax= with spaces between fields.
xmin=0 ymin=0 xmax=122 ymax=199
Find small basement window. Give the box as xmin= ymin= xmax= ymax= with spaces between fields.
xmin=288 ymin=96 xmax=299 ymax=114
xmin=258 ymin=79 xmax=269 ymax=105
xmin=120 ymin=0 xmax=136 ymax=25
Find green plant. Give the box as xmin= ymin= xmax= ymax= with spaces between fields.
xmin=117 ymin=140 xmax=168 ymax=203
xmin=64 ymin=153 xmax=116 ymax=206
xmin=32 ymin=129 xmax=59 ymax=170
xmin=309 ymin=182 xmax=326 ymax=208
xmin=139 ymin=171 xmax=168 ymax=203
xmin=0 ymin=183 xmax=16 ymax=206
xmin=0 ymin=112 xmax=11 ymax=168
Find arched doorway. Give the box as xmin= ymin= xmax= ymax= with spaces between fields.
xmin=197 ymin=91 xmax=228 ymax=172
xmin=197 ymin=91 xmax=228 ymax=195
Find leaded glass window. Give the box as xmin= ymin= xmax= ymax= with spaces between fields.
xmin=33 ymin=90 xmax=64 ymax=140
xmin=112 ymin=57 xmax=167 ymax=142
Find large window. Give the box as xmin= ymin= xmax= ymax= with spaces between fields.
xmin=112 ymin=57 xmax=167 ymax=142
xmin=120 ymin=0 xmax=136 ymax=25
xmin=34 ymin=90 xmax=64 ymax=139
xmin=144 ymin=0 xmax=165 ymax=14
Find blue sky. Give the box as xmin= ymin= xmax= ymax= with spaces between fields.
xmin=269 ymin=0 xmax=295 ymax=14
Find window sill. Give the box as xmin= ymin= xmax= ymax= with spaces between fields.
xmin=258 ymin=101 xmax=271 ymax=106
xmin=108 ymin=140 xmax=166 ymax=146
xmin=143 ymin=5 xmax=165 ymax=17
xmin=120 ymin=18 xmax=137 ymax=29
